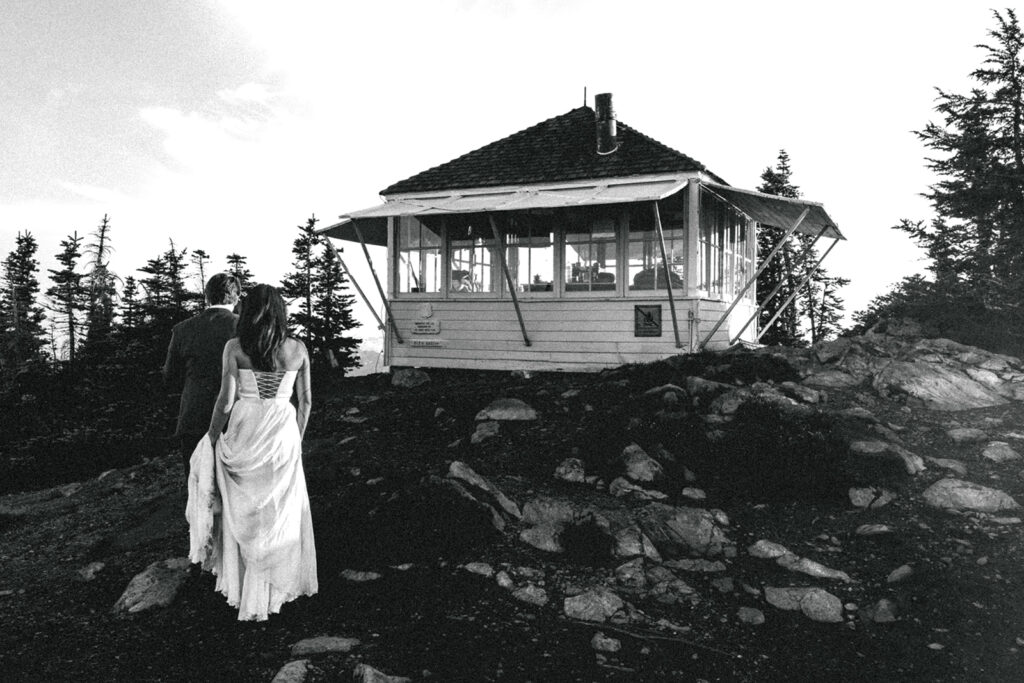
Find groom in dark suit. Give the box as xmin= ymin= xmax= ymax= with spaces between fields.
xmin=163 ymin=273 xmax=241 ymax=476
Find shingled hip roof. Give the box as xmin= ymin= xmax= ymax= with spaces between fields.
xmin=380 ymin=106 xmax=725 ymax=195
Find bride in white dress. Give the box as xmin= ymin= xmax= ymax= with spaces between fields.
xmin=186 ymin=284 xmax=317 ymax=621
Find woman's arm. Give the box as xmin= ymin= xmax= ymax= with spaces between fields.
xmin=294 ymin=341 xmax=312 ymax=439
xmin=206 ymin=341 xmax=239 ymax=445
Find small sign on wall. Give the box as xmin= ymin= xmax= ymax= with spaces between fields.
xmin=412 ymin=320 xmax=441 ymax=335
xmin=634 ymin=305 xmax=662 ymax=337
xmin=411 ymin=339 xmax=444 ymax=348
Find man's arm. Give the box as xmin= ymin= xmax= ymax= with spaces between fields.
xmin=162 ymin=325 xmax=184 ymax=386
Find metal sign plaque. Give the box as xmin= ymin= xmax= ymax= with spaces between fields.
xmin=634 ymin=305 xmax=662 ymax=337
xmin=412 ymin=320 xmax=441 ymax=335
xmin=410 ymin=339 xmax=444 ymax=347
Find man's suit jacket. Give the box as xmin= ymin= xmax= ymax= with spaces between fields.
xmin=163 ymin=307 xmax=239 ymax=437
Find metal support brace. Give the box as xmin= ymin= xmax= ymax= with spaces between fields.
xmin=699 ymin=207 xmax=809 ymax=351
xmin=653 ymin=202 xmax=683 ymax=348
xmin=326 ymin=238 xmax=387 ymax=334
xmin=757 ymin=238 xmax=839 ymax=341
xmin=352 ymin=222 xmax=404 ymax=344
xmin=729 ymin=225 xmax=828 ymax=345
xmin=488 ymin=215 xmax=531 ymax=346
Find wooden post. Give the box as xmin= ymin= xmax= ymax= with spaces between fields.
xmin=653 ymin=202 xmax=683 ymax=348
xmin=352 ymin=222 xmax=404 ymax=344
xmin=758 ymin=238 xmax=839 ymax=341
xmin=489 ymin=214 xmax=532 ymax=346
xmin=728 ymin=225 xmax=828 ymax=345
xmin=686 ymin=178 xmax=701 ymax=298
xmin=326 ymin=238 xmax=387 ymax=334
xmin=699 ymin=207 xmax=809 ymax=350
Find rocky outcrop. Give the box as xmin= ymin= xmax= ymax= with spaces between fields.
xmin=922 ymin=478 xmax=1021 ymax=513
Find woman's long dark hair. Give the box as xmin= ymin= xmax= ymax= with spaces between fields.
xmin=237 ymin=284 xmax=288 ymax=371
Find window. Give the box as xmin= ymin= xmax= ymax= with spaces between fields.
xmin=396 ymin=216 xmax=442 ymax=294
xmin=700 ymin=192 xmax=752 ymax=300
xmin=627 ymin=204 xmax=686 ymax=292
xmin=505 ymin=218 xmax=554 ymax=294
xmin=449 ymin=220 xmax=498 ymax=294
xmin=563 ymin=216 xmax=618 ymax=294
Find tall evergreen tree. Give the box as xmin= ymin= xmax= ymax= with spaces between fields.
xmin=82 ymin=214 xmax=118 ymax=356
xmin=1 ymin=231 xmax=47 ymax=368
xmin=45 ymin=232 xmax=88 ymax=365
xmin=191 ymin=249 xmax=210 ymax=294
xmin=119 ymin=276 xmax=143 ymax=331
xmin=308 ymin=241 xmax=361 ymax=374
xmin=281 ymin=216 xmax=319 ymax=348
xmin=756 ymin=151 xmax=803 ymax=346
xmin=225 ymin=253 xmax=254 ymax=292
xmin=859 ymin=9 xmax=1024 ymax=353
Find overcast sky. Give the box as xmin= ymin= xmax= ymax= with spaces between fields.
xmin=0 ymin=1 xmax=998 ymax=344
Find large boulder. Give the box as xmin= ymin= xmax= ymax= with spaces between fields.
xmin=620 ymin=443 xmax=665 ymax=482
xmin=475 ymin=398 xmax=538 ymax=421
xmin=872 ymin=361 xmax=1007 ymax=410
xmin=922 ymin=478 xmax=1021 ymax=513
xmin=635 ymin=503 xmax=733 ymax=558
xmin=112 ymin=557 xmax=190 ymax=614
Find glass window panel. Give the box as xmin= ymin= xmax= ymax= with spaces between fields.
xmin=396 ymin=216 xmax=442 ymax=294
xmin=628 ymin=227 xmax=685 ymax=291
xmin=506 ymin=222 xmax=554 ymax=294
xmin=564 ymin=217 xmax=618 ymax=294
xmin=449 ymin=235 xmax=497 ymax=293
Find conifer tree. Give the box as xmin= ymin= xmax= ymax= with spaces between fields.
xmin=1 ymin=231 xmax=47 ymax=367
xmin=225 ymin=253 xmax=254 ymax=292
xmin=119 ymin=276 xmax=142 ymax=330
xmin=191 ymin=249 xmax=210 ymax=294
xmin=308 ymin=240 xmax=361 ymax=374
xmin=756 ymin=151 xmax=804 ymax=346
xmin=82 ymin=214 xmax=118 ymax=356
xmin=45 ymin=232 xmax=88 ymax=365
xmin=281 ymin=216 xmax=319 ymax=348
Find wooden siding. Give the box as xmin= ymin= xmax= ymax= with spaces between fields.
xmin=385 ymin=297 xmax=754 ymax=371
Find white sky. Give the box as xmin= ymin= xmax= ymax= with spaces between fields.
xmin=0 ymin=1 xmax=998 ymax=344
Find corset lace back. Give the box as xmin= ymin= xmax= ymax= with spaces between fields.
xmin=239 ymin=368 xmax=297 ymax=400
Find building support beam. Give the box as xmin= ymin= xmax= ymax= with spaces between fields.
xmin=653 ymin=201 xmax=683 ymax=348
xmin=728 ymin=224 xmax=828 ymax=345
xmin=699 ymin=207 xmax=809 ymax=350
xmin=488 ymin=214 xmax=532 ymax=347
xmin=326 ymin=238 xmax=387 ymax=335
xmin=757 ymin=238 xmax=839 ymax=342
xmin=352 ymin=222 xmax=404 ymax=344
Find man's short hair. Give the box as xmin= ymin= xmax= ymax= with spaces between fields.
xmin=205 ymin=273 xmax=241 ymax=306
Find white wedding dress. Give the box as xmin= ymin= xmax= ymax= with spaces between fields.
xmin=187 ymin=368 xmax=317 ymax=621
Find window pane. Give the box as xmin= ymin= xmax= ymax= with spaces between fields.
xmin=564 ymin=218 xmax=617 ymax=293
xmin=506 ymin=224 xmax=554 ymax=294
xmin=396 ymin=217 xmax=442 ymax=293
xmin=450 ymin=237 xmax=497 ymax=293
xmin=628 ymin=228 xmax=685 ymax=291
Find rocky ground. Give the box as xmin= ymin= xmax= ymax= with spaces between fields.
xmin=3 ymin=321 xmax=1024 ymax=681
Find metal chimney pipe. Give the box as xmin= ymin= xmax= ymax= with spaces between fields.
xmin=595 ymin=92 xmax=618 ymax=155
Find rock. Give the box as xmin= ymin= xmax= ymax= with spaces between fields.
xmin=814 ymin=338 xmax=853 ymax=363
xmin=800 ymin=588 xmax=844 ymax=623
xmin=352 ymin=663 xmax=412 ymax=683
xmin=663 ymin=558 xmax=727 ymax=573
xmin=839 ymin=406 xmax=878 ymax=422
xmin=291 ymin=636 xmax=361 ymax=656
xmin=777 ymin=555 xmax=851 ymax=582
xmin=779 ymin=381 xmax=821 ymax=404
xmin=636 ymin=503 xmax=732 ymax=558
xmin=60 ymin=482 xmax=84 ymax=497
xmin=463 ymin=562 xmax=494 ymax=577
xmin=560 ymin=389 xmax=580 ymax=399
xmin=521 ymin=497 xmax=578 ymax=527
xmin=512 ymin=585 xmax=549 ymax=607
xmin=748 ymin=539 xmax=790 ymax=559
xmin=76 ymin=561 xmax=105 ymax=582
xmin=644 ymin=383 xmax=686 ymax=398
xmin=711 ymin=577 xmax=734 ymax=593
xmin=947 ymin=427 xmax=989 ymax=443
xmin=390 ymin=368 xmax=430 ymax=388
xmin=887 ymin=564 xmax=913 ymax=583
xmin=271 ymin=660 xmax=310 ymax=683
xmin=112 ymin=558 xmax=190 ymax=614
xmin=925 ymin=456 xmax=968 ymax=477
xmin=471 ymin=421 xmax=500 ymax=445
xmin=448 ymin=461 xmax=521 ymax=520
xmin=738 ymin=606 xmax=766 ymax=625
xmin=609 ymin=477 xmax=667 ymax=500
xmin=564 ymin=589 xmax=624 ymax=623
xmin=709 ymin=389 xmax=752 ymax=416
xmin=554 ymin=458 xmax=586 ymax=483
xmin=685 ymin=376 xmax=733 ymax=396
xmin=603 ymin=517 xmax=662 ymax=561
xmin=855 ymin=524 xmax=895 ymax=536
xmin=983 ymin=441 xmax=1022 ymax=463
xmin=923 ymin=477 xmax=1021 ymax=513
xmin=495 ymin=571 xmax=515 ymax=590
xmin=340 ymin=570 xmax=381 ymax=583
xmin=873 ymin=361 xmax=1006 ymax=410
xmin=591 ymin=632 xmax=622 ymax=653
xmin=475 ymin=398 xmax=538 ymax=421
xmin=421 ymin=475 xmax=507 ymax=533
xmin=615 ymin=558 xmax=647 ymax=591
xmin=519 ymin=524 xmax=564 ymax=553
xmin=680 ymin=487 xmax=706 ymax=502
xmin=803 ymin=370 xmax=861 ymax=388
xmin=868 ymin=598 xmax=899 ymax=623
xmin=765 ymin=586 xmax=815 ymax=611
xmin=849 ymin=440 xmax=925 ymax=475
xmin=620 ymin=443 xmax=665 ymax=482
xmin=849 ymin=487 xmax=897 ymax=509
